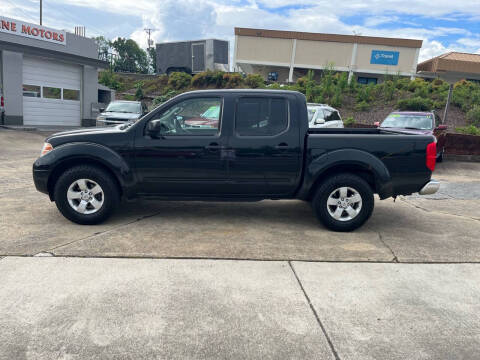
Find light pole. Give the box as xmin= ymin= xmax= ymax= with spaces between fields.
xmin=40 ymin=0 xmax=42 ymax=25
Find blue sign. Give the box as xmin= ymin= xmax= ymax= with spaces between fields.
xmin=370 ymin=50 xmax=399 ymax=65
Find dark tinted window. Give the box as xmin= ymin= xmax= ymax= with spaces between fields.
xmin=236 ymin=97 xmax=288 ymax=136
xmin=324 ymin=110 xmax=340 ymax=121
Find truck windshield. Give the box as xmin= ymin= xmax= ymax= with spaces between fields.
xmin=106 ymin=102 xmax=141 ymax=114
xmin=381 ymin=114 xmax=433 ymax=130
xmin=307 ymin=108 xmax=317 ymax=122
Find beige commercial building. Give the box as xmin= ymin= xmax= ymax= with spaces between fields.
xmin=417 ymin=52 xmax=480 ymax=83
xmin=233 ymin=28 xmax=422 ymax=84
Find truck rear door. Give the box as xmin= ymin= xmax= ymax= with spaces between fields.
xmin=227 ymin=94 xmax=301 ymax=196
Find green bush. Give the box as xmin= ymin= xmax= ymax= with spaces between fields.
xmin=383 ymin=80 xmax=395 ymax=101
xmin=355 ymin=100 xmax=370 ymax=112
xmin=452 ymin=80 xmax=480 ymax=112
xmin=152 ymin=90 xmax=179 ymax=106
xmin=190 ymin=70 xmax=226 ymax=88
xmin=123 ymin=94 xmax=135 ymax=101
xmin=98 ymin=71 xmax=120 ymax=90
xmin=455 ymin=125 xmax=480 ymax=136
xmin=466 ymin=105 xmax=480 ymax=126
xmin=223 ymin=73 xmax=244 ymax=88
xmin=397 ymin=96 xmax=433 ymax=111
xmin=407 ymin=78 xmax=427 ymax=92
xmin=134 ymin=81 xmax=144 ymax=100
xmin=344 ymin=116 xmax=355 ymax=126
xmin=168 ymin=71 xmax=192 ymax=90
xmin=356 ymin=86 xmax=372 ymax=103
xmin=245 ymin=74 xmax=265 ymax=88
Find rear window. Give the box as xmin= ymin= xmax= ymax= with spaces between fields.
xmin=235 ymin=97 xmax=288 ymax=136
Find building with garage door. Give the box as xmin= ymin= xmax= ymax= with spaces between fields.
xmin=234 ymin=27 xmax=422 ymax=84
xmin=0 ymin=16 xmax=108 ymax=126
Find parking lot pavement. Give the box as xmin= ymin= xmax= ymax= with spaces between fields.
xmin=1 ymin=128 xmax=480 ymax=262
xmin=292 ymin=261 xmax=480 ymax=360
xmin=0 ymin=257 xmax=333 ymax=360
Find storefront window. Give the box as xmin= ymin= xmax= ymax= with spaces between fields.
xmin=23 ymin=85 xmax=41 ymax=97
xmin=43 ymin=87 xmax=61 ymax=99
xmin=63 ymin=89 xmax=80 ymax=101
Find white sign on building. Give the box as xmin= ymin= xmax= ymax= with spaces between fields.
xmin=0 ymin=16 xmax=66 ymax=45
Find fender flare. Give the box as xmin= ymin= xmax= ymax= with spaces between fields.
xmin=35 ymin=142 xmax=135 ymax=198
xmin=299 ymin=148 xmax=393 ymax=199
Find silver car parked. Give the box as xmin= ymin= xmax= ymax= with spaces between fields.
xmin=307 ymin=103 xmax=344 ymax=128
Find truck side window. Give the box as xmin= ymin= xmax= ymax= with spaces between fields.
xmin=236 ymin=97 xmax=288 ymax=136
xmin=148 ymin=97 xmax=222 ymax=136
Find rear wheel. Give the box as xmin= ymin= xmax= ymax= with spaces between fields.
xmin=53 ymin=165 xmax=119 ymax=224
xmin=312 ymin=173 xmax=374 ymax=231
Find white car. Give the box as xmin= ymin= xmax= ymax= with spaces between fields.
xmin=307 ymin=103 xmax=344 ymax=128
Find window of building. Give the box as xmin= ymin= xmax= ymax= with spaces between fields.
xmin=43 ymin=87 xmax=61 ymax=99
xmin=148 ymin=97 xmax=222 ymax=136
xmin=235 ymin=97 xmax=288 ymax=136
xmin=63 ymin=89 xmax=80 ymax=101
xmin=23 ymin=85 xmax=41 ymax=97
xmin=357 ymin=77 xmax=378 ymax=85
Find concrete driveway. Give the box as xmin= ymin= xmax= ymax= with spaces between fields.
xmin=1 ymin=128 xmax=479 ymax=262
xmin=0 ymin=126 xmax=480 ymax=262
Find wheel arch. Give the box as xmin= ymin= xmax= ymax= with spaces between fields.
xmin=300 ymin=149 xmax=393 ymax=200
xmin=47 ymin=158 xmax=123 ymax=201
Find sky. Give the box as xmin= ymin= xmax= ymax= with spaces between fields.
xmin=4 ymin=0 xmax=480 ymax=63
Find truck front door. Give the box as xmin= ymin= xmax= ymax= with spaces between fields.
xmin=227 ymin=95 xmax=301 ymax=196
xmin=134 ymin=96 xmax=229 ymax=196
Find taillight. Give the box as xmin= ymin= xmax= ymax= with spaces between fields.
xmin=426 ymin=142 xmax=436 ymax=172
xmin=1 ymin=96 xmax=4 ymax=107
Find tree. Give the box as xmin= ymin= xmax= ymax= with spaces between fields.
xmin=110 ymin=38 xmax=149 ymax=74
xmin=148 ymin=47 xmax=157 ymax=74
xmin=93 ymin=36 xmax=111 ymax=61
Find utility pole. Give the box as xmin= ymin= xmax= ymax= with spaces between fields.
xmin=144 ymin=28 xmax=156 ymax=49
xmin=40 ymin=0 xmax=42 ymax=25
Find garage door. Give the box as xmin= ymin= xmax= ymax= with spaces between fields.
xmin=23 ymin=57 xmax=81 ymax=126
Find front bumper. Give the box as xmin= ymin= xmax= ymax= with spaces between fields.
xmin=419 ymin=180 xmax=440 ymax=195
xmin=33 ymin=167 xmax=50 ymax=196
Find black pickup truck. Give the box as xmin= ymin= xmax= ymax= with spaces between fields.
xmin=33 ymin=90 xmax=439 ymax=231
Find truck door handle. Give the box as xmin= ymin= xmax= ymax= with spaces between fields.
xmin=206 ymin=142 xmax=222 ymax=151
xmin=275 ymin=143 xmax=289 ymax=149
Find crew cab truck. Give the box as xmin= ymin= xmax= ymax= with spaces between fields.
xmin=33 ymin=90 xmax=439 ymax=231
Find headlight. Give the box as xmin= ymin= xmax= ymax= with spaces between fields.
xmin=40 ymin=142 xmax=53 ymax=156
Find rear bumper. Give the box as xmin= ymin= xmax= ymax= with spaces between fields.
xmin=419 ymin=180 xmax=440 ymax=195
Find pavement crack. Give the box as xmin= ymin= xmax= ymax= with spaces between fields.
xmin=377 ymin=232 xmax=399 ymax=263
xmin=288 ymin=261 xmax=341 ymax=360
xmin=46 ymin=211 xmax=163 ymax=253
xmin=400 ymin=197 xmax=480 ymax=222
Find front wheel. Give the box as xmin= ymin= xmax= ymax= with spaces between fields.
xmin=312 ymin=173 xmax=374 ymax=232
xmin=53 ymin=165 xmax=119 ymax=225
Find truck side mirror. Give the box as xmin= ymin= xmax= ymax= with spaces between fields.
xmin=146 ymin=120 xmax=165 ymax=138
xmin=374 ymin=121 xmax=380 ymax=127
xmin=315 ymin=118 xmax=325 ymax=125
xmin=435 ymin=124 xmax=448 ymax=131
xmin=99 ymin=107 xmax=105 ymax=112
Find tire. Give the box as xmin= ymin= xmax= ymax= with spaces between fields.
xmin=312 ymin=173 xmax=374 ymax=232
xmin=53 ymin=165 xmax=119 ymax=225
